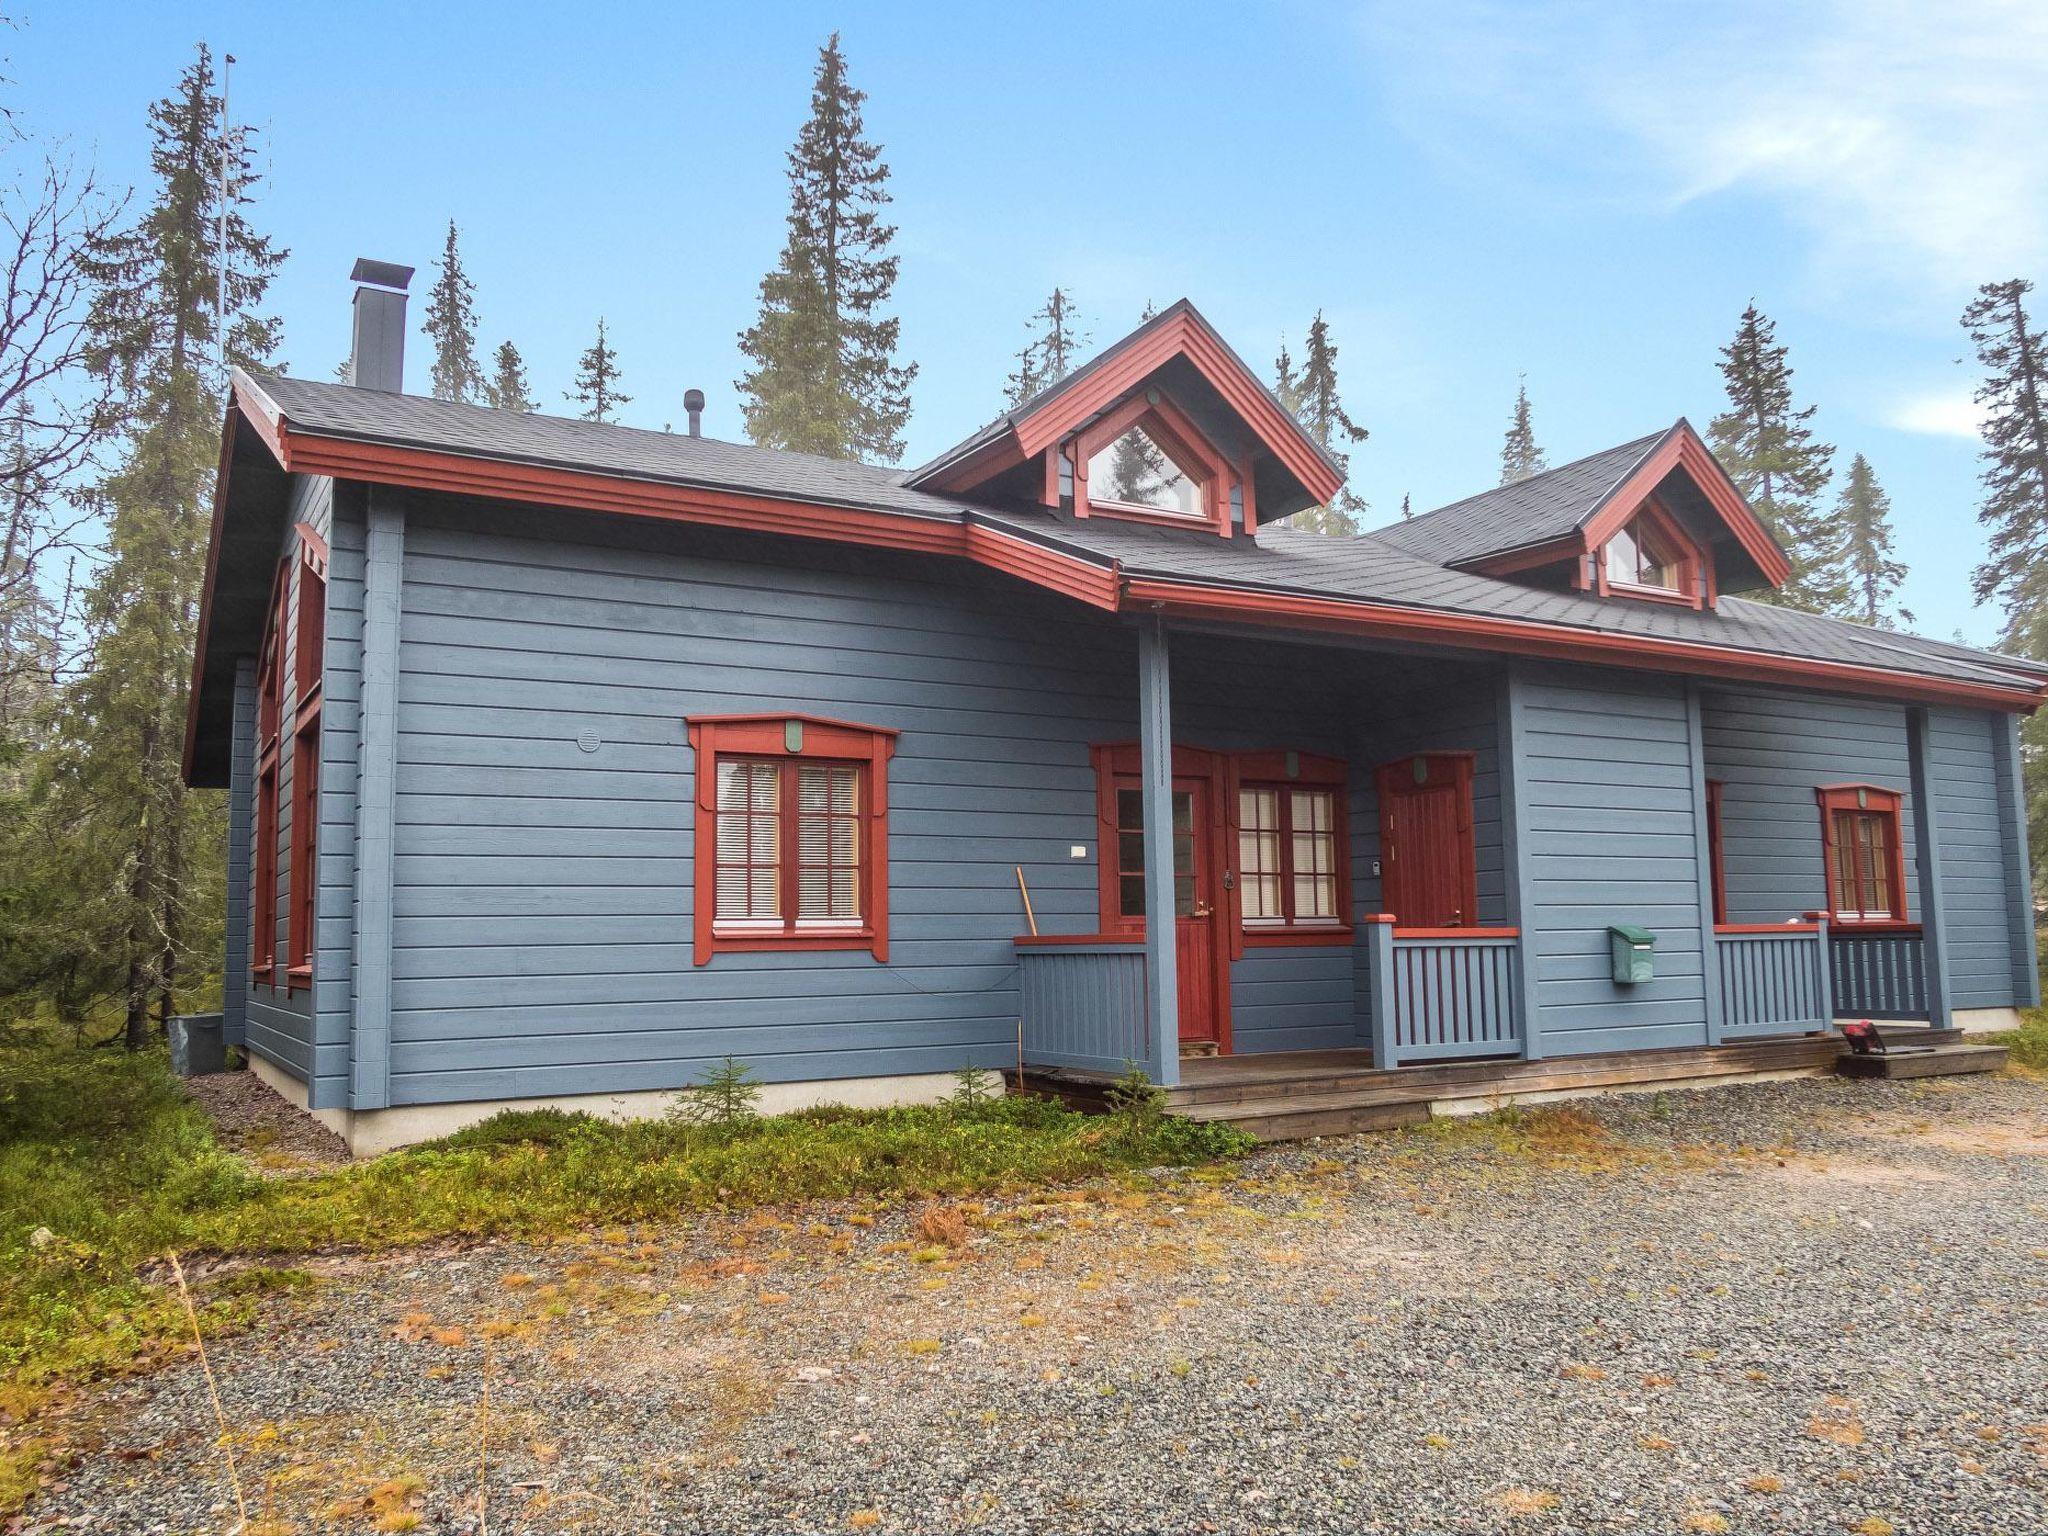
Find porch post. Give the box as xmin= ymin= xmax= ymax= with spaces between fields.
xmin=1363 ymin=916 xmax=1399 ymax=1066
xmin=1906 ymin=707 xmax=1953 ymax=1030
xmin=1812 ymin=915 xmax=1833 ymax=1034
xmin=1496 ymin=667 xmax=1545 ymax=1060
xmin=1683 ymin=681 xmax=1726 ymax=1045
xmin=1995 ymin=713 xmax=2041 ymax=1008
xmin=1137 ymin=617 xmax=1179 ymax=1087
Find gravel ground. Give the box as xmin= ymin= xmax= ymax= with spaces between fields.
xmin=26 ymin=1071 xmax=2048 ymax=1535
xmin=181 ymin=1070 xmax=351 ymax=1174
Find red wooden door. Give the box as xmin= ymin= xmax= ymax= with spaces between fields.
xmin=1111 ymin=777 xmax=1221 ymax=1047
xmin=1377 ymin=754 xmax=1477 ymax=927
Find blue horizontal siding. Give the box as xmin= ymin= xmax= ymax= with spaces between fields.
xmin=1516 ymin=664 xmax=1708 ymax=1057
xmin=1927 ymin=707 xmax=2018 ymax=1009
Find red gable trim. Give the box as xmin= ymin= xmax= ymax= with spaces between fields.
xmin=231 ymin=378 xmax=1125 ymax=613
xmin=919 ymin=306 xmax=1343 ymax=510
xmin=1583 ymin=421 xmax=1791 ymax=588
xmin=1121 ymin=575 xmax=2044 ymax=713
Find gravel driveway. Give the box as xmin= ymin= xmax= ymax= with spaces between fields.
xmin=29 ymin=1072 xmax=2048 ymax=1535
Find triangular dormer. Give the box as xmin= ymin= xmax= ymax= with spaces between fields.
xmin=1374 ymin=420 xmax=1790 ymax=609
xmin=906 ymin=300 xmax=1345 ymax=536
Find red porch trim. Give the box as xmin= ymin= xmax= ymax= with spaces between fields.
xmin=1392 ymin=925 xmax=1519 ymax=940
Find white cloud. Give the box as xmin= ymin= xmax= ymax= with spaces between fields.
xmin=1887 ymin=390 xmax=1986 ymax=439
xmin=1357 ymin=0 xmax=2048 ymax=299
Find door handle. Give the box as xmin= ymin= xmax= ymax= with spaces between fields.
xmin=1191 ymin=903 xmax=1213 ymax=918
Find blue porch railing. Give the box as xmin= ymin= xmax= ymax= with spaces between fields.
xmin=1714 ymin=923 xmax=1832 ymax=1038
xmin=1362 ymin=921 xmax=1523 ymax=1066
xmin=1828 ymin=926 xmax=1927 ymax=1020
xmin=1015 ymin=938 xmax=1151 ymax=1074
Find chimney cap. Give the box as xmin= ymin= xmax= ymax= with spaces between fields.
xmin=350 ymin=257 xmax=415 ymax=291
xmin=684 ymin=388 xmax=706 ymax=411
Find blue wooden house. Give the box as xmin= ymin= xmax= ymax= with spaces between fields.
xmin=182 ymin=262 xmax=2043 ymax=1151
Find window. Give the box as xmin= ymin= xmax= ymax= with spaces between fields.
xmin=1238 ymin=784 xmax=1340 ymax=927
xmin=1069 ymin=389 xmax=1234 ymax=534
xmin=1087 ymin=427 xmax=1203 ymax=519
xmin=1592 ymin=497 xmax=1705 ymax=607
xmin=285 ymin=543 xmax=326 ymax=983
xmin=1817 ymin=784 xmax=1908 ymax=925
xmin=688 ymin=715 xmax=897 ymax=963
xmin=1603 ymin=518 xmax=1680 ymax=591
xmin=1112 ymin=784 xmax=1198 ymax=920
xmin=251 ymin=559 xmax=287 ymax=984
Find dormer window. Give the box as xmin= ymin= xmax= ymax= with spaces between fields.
xmin=1604 ymin=517 xmax=1680 ymax=592
xmin=1087 ymin=426 xmax=1204 ymax=520
xmin=1592 ymin=498 xmax=1705 ymax=608
xmin=1070 ymin=390 xmax=1236 ymax=534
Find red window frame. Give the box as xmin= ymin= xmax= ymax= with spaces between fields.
xmin=1230 ymin=750 xmax=1352 ymax=946
xmin=1816 ymin=783 xmax=1909 ymax=926
xmin=285 ymin=534 xmax=327 ymax=986
xmin=1590 ymin=496 xmax=1706 ymax=609
xmin=1068 ymin=389 xmax=1239 ymax=536
xmin=251 ymin=558 xmax=288 ymax=984
xmin=1705 ymin=779 xmax=1728 ymax=926
xmin=687 ymin=714 xmax=897 ymax=964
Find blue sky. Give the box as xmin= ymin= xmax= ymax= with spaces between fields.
xmin=18 ymin=1 xmax=2048 ymax=642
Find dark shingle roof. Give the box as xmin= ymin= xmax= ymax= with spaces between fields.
xmin=963 ymin=503 xmax=2042 ymax=692
xmin=249 ymin=372 xmax=967 ymax=523
xmin=1371 ymin=429 xmax=1669 ymax=567
xmin=237 ymin=371 xmax=2042 ymax=697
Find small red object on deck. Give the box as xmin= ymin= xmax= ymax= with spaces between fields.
xmin=1840 ymin=1019 xmax=1885 ymax=1056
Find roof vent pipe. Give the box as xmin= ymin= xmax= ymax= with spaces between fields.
xmin=348 ymin=257 xmax=414 ymax=393
xmin=684 ymin=388 xmax=705 ymax=437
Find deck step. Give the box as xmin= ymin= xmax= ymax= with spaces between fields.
xmin=1837 ymin=1043 xmax=2008 ymax=1080
xmin=1177 ymin=1092 xmax=1432 ymax=1142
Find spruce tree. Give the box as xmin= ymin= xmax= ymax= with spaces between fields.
xmin=422 ymin=219 xmax=483 ymax=403
xmin=1400 ymin=492 xmax=1412 ymax=520
xmin=59 ymin=44 xmax=282 ymax=1046
xmin=1006 ymin=287 xmax=1084 ymax=407
xmin=1707 ymin=304 xmax=1844 ymax=612
xmin=485 ymin=339 xmax=536 ymax=412
xmin=1500 ymin=377 xmax=1547 ymax=484
xmin=567 ymin=318 xmax=629 ymax=424
xmin=1962 ymin=280 xmax=2048 ymax=621
xmin=1282 ymin=311 xmax=1368 ymax=535
xmin=737 ymin=34 xmax=915 ymax=462
xmin=1834 ymin=453 xmax=1910 ymax=629
xmin=1273 ymin=334 xmax=1301 ymax=417
xmin=1961 ymin=279 xmax=2048 ymax=892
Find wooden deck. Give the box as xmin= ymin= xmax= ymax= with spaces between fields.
xmin=1024 ymin=1031 xmax=1983 ymax=1142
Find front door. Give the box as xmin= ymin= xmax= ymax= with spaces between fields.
xmin=1376 ymin=753 xmax=1477 ymax=927
xmin=1112 ymin=776 xmax=1222 ymax=1048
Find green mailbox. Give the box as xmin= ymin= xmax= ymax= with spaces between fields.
xmin=1608 ymin=924 xmax=1655 ymax=984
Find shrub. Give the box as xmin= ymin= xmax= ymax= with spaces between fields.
xmin=1990 ymin=1007 xmax=2047 ymax=1071
xmin=428 ymin=1107 xmax=601 ymax=1150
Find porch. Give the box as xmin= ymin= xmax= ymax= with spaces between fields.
xmin=1025 ymin=1034 xmax=1850 ymax=1141
xmin=1007 ymin=618 xmax=1980 ymax=1129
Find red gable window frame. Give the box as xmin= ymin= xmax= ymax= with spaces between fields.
xmin=687 ymin=714 xmax=897 ymax=965
xmin=1587 ymin=495 xmax=1708 ymax=609
xmin=1069 ymin=389 xmax=1238 ymax=537
xmin=1816 ymin=782 xmax=1910 ymax=928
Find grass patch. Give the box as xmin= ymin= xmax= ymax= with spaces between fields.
xmin=1989 ymin=1006 xmax=2048 ymax=1071
xmin=0 ymin=1031 xmax=1247 ymax=1510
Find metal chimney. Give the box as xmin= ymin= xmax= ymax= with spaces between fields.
xmin=348 ymin=257 xmax=414 ymax=392
xmin=684 ymin=388 xmax=705 ymax=437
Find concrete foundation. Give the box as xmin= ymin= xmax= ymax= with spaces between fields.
xmin=247 ymin=1053 xmax=1006 ymax=1158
